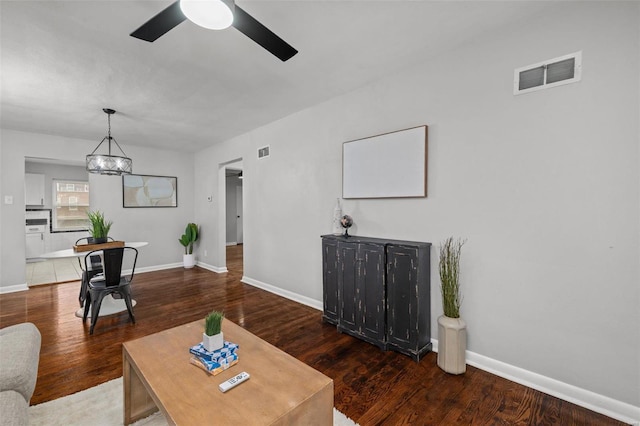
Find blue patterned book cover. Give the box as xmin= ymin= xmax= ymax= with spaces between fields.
xmin=190 ymin=352 xmax=239 ymax=375
xmin=189 ymin=341 xmax=239 ymax=363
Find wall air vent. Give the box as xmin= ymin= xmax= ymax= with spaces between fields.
xmin=514 ymin=51 xmax=582 ymax=95
xmin=258 ymin=146 xmax=270 ymax=159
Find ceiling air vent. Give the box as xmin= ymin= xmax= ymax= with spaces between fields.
xmin=258 ymin=146 xmax=270 ymax=159
xmin=514 ymin=51 xmax=582 ymax=95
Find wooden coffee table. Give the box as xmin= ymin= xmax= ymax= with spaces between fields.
xmin=122 ymin=319 xmax=333 ymax=425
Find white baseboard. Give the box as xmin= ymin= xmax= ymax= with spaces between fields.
xmin=4 ymin=266 xmax=637 ymax=424
xmin=0 ymin=283 xmax=29 ymax=294
xmin=226 ymin=242 xmax=237 ymax=246
xmin=134 ymin=263 xmax=183 ymax=274
xmin=197 ymin=261 xmax=228 ymax=273
xmin=222 ymin=275 xmax=640 ymax=425
xmin=430 ymin=338 xmax=639 ymax=425
xmin=241 ymin=275 xmax=323 ymax=311
xmin=0 ymin=262 xmax=222 ymax=294
xmin=137 ymin=262 xmax=229 ymax=274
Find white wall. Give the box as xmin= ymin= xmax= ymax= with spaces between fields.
xmin=1 ymin=129 xmax=195 ymax=287
xmin=194 ymin=1 xmax=639 ymax=412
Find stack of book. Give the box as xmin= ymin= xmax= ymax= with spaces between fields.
xmin=189 ymin=341 xmax=239 ymax=375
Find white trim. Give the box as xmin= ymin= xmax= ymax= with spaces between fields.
xmin=241 ymin=275 xmax=323 ymax=311
xmin=8 ymin=264 xmax=637 ymax=424
xmin=226 ymin=242 xmax=237 ymax=246
xmin=234 ymin=275 xmax=640 ymax=424
xmin=0 ymin=263 xmax=223 ymax=294
xmin=430 ymin=338 xmax=639 ymax=425
xmin=134 ymin=263 xmax=183 ymax=274
xmin=197 ymin=261 xmax=228 ymax=274
xmin=0 ymin=283 xmax=29 ymax=294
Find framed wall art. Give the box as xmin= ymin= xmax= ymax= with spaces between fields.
xmin=122 ymin=174 xmax=177 ymax=208
xmin=342 ymin=125 xmax=428 ymax=199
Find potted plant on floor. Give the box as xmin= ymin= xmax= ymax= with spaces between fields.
xmin=437 ymin=236 xmax=467 ymax=374
xmin=179 ymin=222 xmax=198 ymax=268
xmin=203 ymin=310 xmax=224 ymax=352
xmin=87 ymin=210 xmax=112 ymax=244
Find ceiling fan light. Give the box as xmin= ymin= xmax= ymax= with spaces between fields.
xmin=180 ymin=0 xmax=234 ymax=30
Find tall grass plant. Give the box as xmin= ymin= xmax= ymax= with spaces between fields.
xmin=439 ymin=237 xmax=465 ymax=318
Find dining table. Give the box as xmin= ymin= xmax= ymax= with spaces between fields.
xmin=39 ymin=242 xmax=148 ymax=318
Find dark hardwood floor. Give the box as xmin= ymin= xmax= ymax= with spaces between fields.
xmin=0 ymin=245 xmax=625 ymax=425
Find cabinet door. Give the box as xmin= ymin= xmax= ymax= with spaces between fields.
xmin=321 ymin=238 xmax=339 ymax=324
xmin=26 ymin=233 xmax=45 ymax=258
xmin=358 ymin=244 xmax=386 ymax=343
xmin=338 ymin=242 xmax=358 ymax=332
xmin=386 ymin=245 xmax=419 ymax=349
xmin=25 ymin=173 xmax=45 ymax=206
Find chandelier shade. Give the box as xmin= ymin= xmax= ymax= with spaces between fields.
xmin=86 ymin=109 xmax=133 ymax=176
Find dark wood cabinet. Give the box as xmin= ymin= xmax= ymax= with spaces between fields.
xmin=321 ymin=238 xmax=339 ymax=324
xmin=321 ymin=235 xmax=432 ymax=361
xmin=337 ymin=242 xmax=386 ymax=349
xmin=386 ymin=243 xmax=432 ymax=360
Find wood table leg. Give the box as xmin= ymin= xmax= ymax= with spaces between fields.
xmin=123 ymin=349 xmax=158 ymax=425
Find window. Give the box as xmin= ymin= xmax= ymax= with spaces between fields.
xmin=52 ymin=180 xmax=90 ymax=231
xmin=514 ymin=51 xmax=582 ymax=95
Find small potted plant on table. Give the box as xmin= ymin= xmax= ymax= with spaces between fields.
xmin=203 ymin=310 xmax=224 ymax=352
xmin=87 ymin=210 xmax=112 ymax=244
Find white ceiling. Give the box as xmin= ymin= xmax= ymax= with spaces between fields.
xmin=1 ymin=1 xmax=551 ymax=153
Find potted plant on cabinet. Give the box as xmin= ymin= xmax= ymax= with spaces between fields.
xmin=203 ymin=310 xmax=224 ymax=352
xmin=179 ymin=222 xmax=198 ymax=268
xmin=86 ymin=210 xmax=112 ymax=244
xmin=437 ymin=236 xmax=467 ymax=374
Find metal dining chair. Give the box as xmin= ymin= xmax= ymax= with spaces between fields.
xmin=75 ymin=236 xmax=113 ymax=307
xmin=82 ymin=247 xmax=138 ymax=335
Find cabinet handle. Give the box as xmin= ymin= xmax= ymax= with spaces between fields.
xmin=41 ymin=234 xmax=43 ymax=241
xmin=41 ymin=198 xmax=43 ymax=205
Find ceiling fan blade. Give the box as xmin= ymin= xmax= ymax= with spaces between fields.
xmin=130 ymin=1 xmax=187 ymax=42
xmin=232 ymin=6 xmax=298 ymax=62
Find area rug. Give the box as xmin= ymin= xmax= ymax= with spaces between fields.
xmin=29 ymin=377 xmax=358 ymax=426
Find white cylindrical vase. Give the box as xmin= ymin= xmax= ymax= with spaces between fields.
xmin=203 ymin=331 xmax=224 ymax=352
xmin=183 ymin=254 xmax=195 ymax=269
xmin=437 ymin=315 xmax=467 ymax=374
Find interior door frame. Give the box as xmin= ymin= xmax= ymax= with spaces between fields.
xmin=217 ymin=158 xmax=243 ymax=272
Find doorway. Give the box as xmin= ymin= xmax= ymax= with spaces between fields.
xmin=223 ymin=162 xmax=243 ymax=274
xmin=24 ymin=157 xmax=88 ymax=286
xmin=225 ymin=168 xmax=243 ymax=245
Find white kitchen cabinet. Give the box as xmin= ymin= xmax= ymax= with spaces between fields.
xmin=26 ymin=233 xmax=45 ymax=258
xmin=25 ymin=173 xmax=45 ymax=206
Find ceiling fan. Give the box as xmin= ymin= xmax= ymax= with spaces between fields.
xmin=130 ymin=0 xmax=298 ymax=62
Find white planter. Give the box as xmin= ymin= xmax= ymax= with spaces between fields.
xmin=183 ymin=254 xmax=195 ymax=269
xmin=202 ymin=332 xmax=224 ymax=352
xmin=437 ymin=315 xmax=467 ymax=375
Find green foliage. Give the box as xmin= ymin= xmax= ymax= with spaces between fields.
xmin=204 ymin=310 xmax=224 ymax=336
xmin=439 ymin=237 xmax=466 ymax=318
xmin=86 ymin=210 xmax=112 ymax=239
xmin=178 ymin=223 xmax=198 ymax=254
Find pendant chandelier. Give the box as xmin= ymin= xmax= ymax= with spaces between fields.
xmin=86 ymin=108 xmax=132 ymax=176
